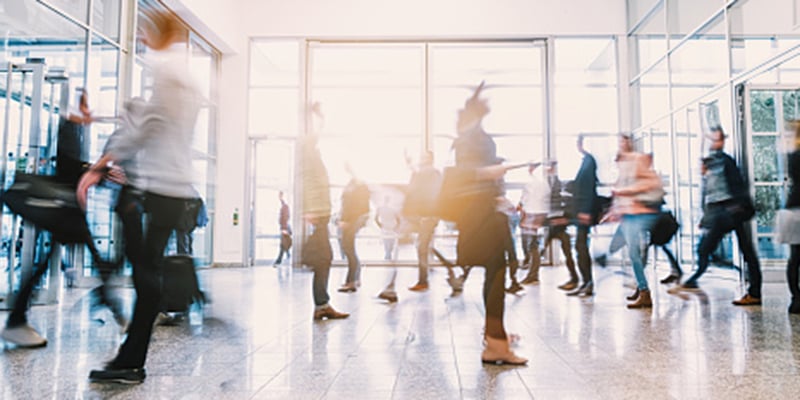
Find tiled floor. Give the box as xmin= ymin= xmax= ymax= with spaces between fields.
xmin=2 ymin=263 xmax=800 ymax=399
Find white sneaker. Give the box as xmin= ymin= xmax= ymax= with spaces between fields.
xmin=1 ymin=324 xmax=47 ymax=348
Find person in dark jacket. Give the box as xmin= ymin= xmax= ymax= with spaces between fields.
xmin=784 ymin=122 xmax=800 ymax=313
xmin=675 ymin=127 xmax=762 ymax=306
xmin=451 ymin=82 xmax=525 ymax=365
xmin=274 ymin=191 xmax=291 ymax=266
xmin=566 ymin=134 xmax=598 ymax=297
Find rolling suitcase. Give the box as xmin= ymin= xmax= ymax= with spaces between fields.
xmin=160 ymin=254 xmax=203 ymax=313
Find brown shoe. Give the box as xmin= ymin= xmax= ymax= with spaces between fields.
xmin=627 ymin=289 xmax=652 ymax=309
xmin=313 ymin=305 xmax=350 ymax=320
xmin=408 ymin=282 xmax=429 ymax=292
xmin=378 ymin=291 xmax=398 ymax=303
xmin=557 ymin=280 xmax=578 ymax=291
xmin=732 ymin=294 xmax=762 ymax=306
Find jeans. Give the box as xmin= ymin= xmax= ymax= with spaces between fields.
xmin=688 ymin=204 xmax=762 ymax=297
xmin=620 ymin=213 xmax=659 ymax=291
xmin=575 ymin=225 xmax=592 ymax=284
xmin=416 ymin=217 xmax=438 ymax=284
xmin=111 ymin=192 xmax=192 ymax=369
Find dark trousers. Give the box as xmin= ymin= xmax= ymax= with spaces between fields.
xmin=483 ymin=229 xmax=508 ymax=340
xmin=688 ymin=209 xmax=762 ymax=297
xmin=575 ymin=225 xmax=592 ymax=284
xmin=788 ymin=245 xmax=800 ymax=301
xmin=275 ymin=245 xmax=290 ymax=264
xmin=659 ymin=243 xmax=682 ymax=277
xmin=521 ymin=232 xmax=540 ymax=280
xmin=310 ymin=218 xmax=332 ymax=306
xmin=111 ymin=192 xmax=191 ymax=369
xmin=342 ymin=219 xmax=363 ymax=284
xmin=6 ymin=240 xmax=49 ymax=327
xmin=501 ymin=214 xmax=519 ymax=284
xmin=545 ymin=225 xmax=577 ymax=281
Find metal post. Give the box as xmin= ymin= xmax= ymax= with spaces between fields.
xmin=1 ymin=63 xmax=14 ymax=304
xmin=19 ymin=60 xmax=45 ymax=300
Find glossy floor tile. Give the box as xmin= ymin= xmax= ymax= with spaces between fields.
xmin=1 ymin=263 xmax=799 ymax=399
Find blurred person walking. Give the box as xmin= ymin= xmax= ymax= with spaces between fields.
xmin=274 ymin=191 xmax=292 ymax=266
xmin=566 ymin=135 xmax=598 ymax=297
xmin=779 ymin=121 xmax=800 ymax=314
xmin=403 ymin=151 xmax=442 ymax=292
xmin=81 ymin=10 xmax=204 ymax=383
xmin=518 ymin=162 xmax=549 ymax=287
xmin=609 ymin=135 xmax=663 ymax=309
xmin=540 ymin=161 xmax=579 ymax=290
xmin=338 ymin=165 xmax=370 ymax=293
xmin=301 ymin=103 xmax=349 ymax=321
xmin=447 ymin=82 xmax=526 ymax=365
xmin=674 ymin=127 xmax=761 ymax=306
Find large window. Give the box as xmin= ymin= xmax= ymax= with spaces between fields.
xmin=248 ymin=40 xmax=552 ymax=265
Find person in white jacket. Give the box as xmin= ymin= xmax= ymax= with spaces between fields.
xmin=80 ymin=9 xmax=202 ymax=384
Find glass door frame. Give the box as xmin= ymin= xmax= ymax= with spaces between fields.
xmin=244 ymin=38 xmax=552 ymax=268
xmin=741 ymin=83 xmax=800 ymax=269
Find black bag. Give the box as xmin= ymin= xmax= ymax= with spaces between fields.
xmin=0 ymin=173 xmax=92 ymax=244
xmin=650 ymin=211 xmax=680 ymax=245
xmin=592 ymin=195 xmax=612 ymax=225
xmin=161 ymin=255 xmax=203 ymax=312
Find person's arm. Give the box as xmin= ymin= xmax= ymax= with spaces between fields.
xmin=723 ymin=154 xmax=749 ymax=200
xmin=76 ymin=153 xmax=117 ymax=210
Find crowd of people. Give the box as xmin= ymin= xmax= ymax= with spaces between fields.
xmin=4 ymin=7 xmax=800 ymax=385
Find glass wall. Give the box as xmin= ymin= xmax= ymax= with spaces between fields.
xmin=248 ymin=38 xmax=621 ymax=266
xmin=628 ymin=0 xmax=800 ymax=270
xmin=0 ymin=0 xmax=220 ymax=298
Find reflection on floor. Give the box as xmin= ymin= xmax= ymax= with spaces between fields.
xmin=2 ymin=264 xmax=800 ymax=399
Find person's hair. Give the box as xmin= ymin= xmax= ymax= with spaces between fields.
xmin=140 ymin=8 xmax=186 ymax=49
xmin=710 ymin=125 xmax=726 ymax=138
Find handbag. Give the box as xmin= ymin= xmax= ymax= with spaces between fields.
xmin=776 ymin=208 xmax=800 ymax=244
xmin=649 ymin=211 xmax=679 ymax=245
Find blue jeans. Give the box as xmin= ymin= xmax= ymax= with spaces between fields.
xmin=621 ymin=213 xmax=660 ymax=291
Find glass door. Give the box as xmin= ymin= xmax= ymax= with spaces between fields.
xmin=309 ymin=42 xmax=426 ymax=265
xmin=744 ymin=85 xmax=800 ymax=266
xmin=248 ymin=138 xmax=295 ymax=266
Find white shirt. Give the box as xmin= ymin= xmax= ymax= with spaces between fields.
xmin=520 ymin=172 xmax=550 ymax=215
xmin=108 ymin=43 xmax=202 ymax=198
